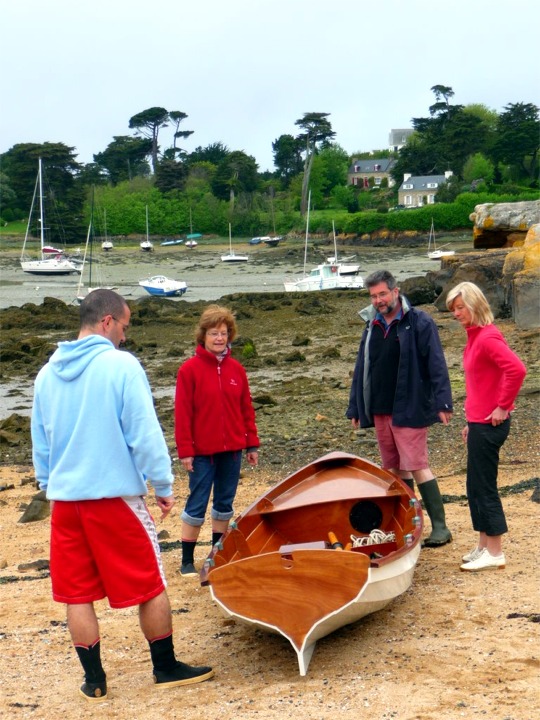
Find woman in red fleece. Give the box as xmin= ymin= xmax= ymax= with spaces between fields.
xmin=446 ymin=282 xmax=526 ymax=572
xmin=175 ymin=305 xmax=259 ymax=577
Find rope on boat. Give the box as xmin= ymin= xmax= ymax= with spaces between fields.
xmin=350 ymin=529 xmax=396 ymax=547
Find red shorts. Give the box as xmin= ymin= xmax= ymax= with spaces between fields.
xmin=50 ymin=497 xmax=166 ymax=608
xmin=373 ymin=415 xmax=429 ymax=471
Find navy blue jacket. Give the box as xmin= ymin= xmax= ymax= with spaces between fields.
xmin=346 ymin=296 xmax=453 ymax=428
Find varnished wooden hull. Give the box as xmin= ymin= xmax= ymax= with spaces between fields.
xmin=201 ymin=451 xmax=423 ymax=675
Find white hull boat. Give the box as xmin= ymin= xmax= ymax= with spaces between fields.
xmin=139 ymin=275 xmax=187 ymax=297
xmin=20 ymin=159 xmax=80 ymax=276
xmin=221 ymin=223 xmax=248 ymax=262
xmin=201 ymin=451 xmax=423 ymax=675
xmin=427 ymin=219 xmax=455 ymax=260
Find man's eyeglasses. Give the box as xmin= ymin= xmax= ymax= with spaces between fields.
xmin=111 ymin=315 xmax=129 ymax=332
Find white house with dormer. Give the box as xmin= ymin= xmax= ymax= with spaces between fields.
xmin=398 ymin=171 xmax=453 ymax=207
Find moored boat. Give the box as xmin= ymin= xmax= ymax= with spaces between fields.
xmin=201 ymin=451 xmax=423 ymax=675
xmin=139 ymin=275 xmax=187 ymax=297
xmin=20 ymin=159 xmax=80 ymax=276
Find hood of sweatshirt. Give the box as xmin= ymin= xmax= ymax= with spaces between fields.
xmin=48 ymin=335 xmax=115 ymax=382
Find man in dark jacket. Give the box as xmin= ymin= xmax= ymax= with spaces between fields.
xmin=346 ymin=270 xmax=453 ymax=546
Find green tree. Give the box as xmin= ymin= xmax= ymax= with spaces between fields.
xmin=272 ymin=134 xmax=303 ymax=185
xmin=128 ymin=107 xmax=170 ymax=173
xmin=188 ymin=142 xmax=230 ymax=166
xmin=462 ymin=153 xmax=495 ymax=184
xmin=0 ymin=143 xmax=85 ymax=242
xmin=294 ymin=112 xmax=336 ymax=215
xmin=493 ymin=102 xmax=540 ymax=182
xmin=169 ymin=111 xmax=194 ymax=156
xmin=317 ymin=144 xmax=349 ymax=195
xmin=94 ymin=136 xmax=152 ymax=185
xmin=211 ymin=151 xmax=259 ymax=212
xmin=154 ymin=159 xmax=188 ymax=193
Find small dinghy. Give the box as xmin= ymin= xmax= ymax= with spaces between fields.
xmin=201 ymin=451 xmax=423 ymax=675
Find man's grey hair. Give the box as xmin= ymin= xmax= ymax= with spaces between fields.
xmin=364 ymin=270 xmax=397 ymax=290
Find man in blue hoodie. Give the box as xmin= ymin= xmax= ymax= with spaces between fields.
xmin=346 ymin=270 xmax=453 ymax=547
xmin=31 ymin=289 xmax=213 ymax=702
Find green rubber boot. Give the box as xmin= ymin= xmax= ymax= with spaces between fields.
xmin=418 ymin=478 xmax=452 ymax=547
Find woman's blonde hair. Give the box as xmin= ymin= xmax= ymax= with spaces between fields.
xmin=446 ymin=281 xmax=494 ymax=326
xmin=195 ymin=304 xmax=237 ymax=345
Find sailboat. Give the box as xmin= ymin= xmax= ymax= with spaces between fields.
xmin=185 ymin=207 xmax=202 ymax=248
xmin=221 ymin=223 xmax=248 ymax=263
xmin=101 ymin=209 xmax=113 ymax=251
xmin=20 ymin=159 xmax=80 ymax=275
xmin=140 ymin=206 xmax=154 ymax=252
xmin=325 ymin=222 xmax=360 ymax=275
xmin=76 ymin=192 xmax=107 ymax=303
xmin=284 ymin=197 xmax=363 ymax=291
xmin=427 ymin=219 xmax=455 ymax=260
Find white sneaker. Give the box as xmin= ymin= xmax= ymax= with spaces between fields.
xmin=460 ymin=548 xmax=505 ymax=572
xmin=462 ymin=546 xmax=482 ymax=563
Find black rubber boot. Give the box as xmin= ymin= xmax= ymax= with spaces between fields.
xmin=418 ymin=478 xmax=452 ymax=547
xmin=401 ymin=477 xmax=415 ymax=491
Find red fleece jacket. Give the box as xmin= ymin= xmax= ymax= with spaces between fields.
xmin=463 ymin=324 xmax=527 ymax=423
xmin=175 ymin=345 xmax=259 ymax=458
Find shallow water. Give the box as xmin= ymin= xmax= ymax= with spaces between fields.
xmin=0 ymin=237 xmax=472 ymax=310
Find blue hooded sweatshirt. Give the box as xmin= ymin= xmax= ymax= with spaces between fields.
xmin=32 ymin=335 xmax=174 ymax=501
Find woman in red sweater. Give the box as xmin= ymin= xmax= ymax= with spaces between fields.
xmin=446 ymin=282 xmax=526 ymax=572
xmin=175 ymin=305 xmax=259 ymax=577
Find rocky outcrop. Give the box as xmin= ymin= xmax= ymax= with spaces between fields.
xmin=470 ymin=200 xmax=540 ymax=248
xmin=503 ymin=224 xmax=540 ymax=328
xmin=430 ymin=223 xmax=540 ymax=328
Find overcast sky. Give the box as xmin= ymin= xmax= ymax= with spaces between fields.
xmin=2 ymin=0 xmax=539 ymax=172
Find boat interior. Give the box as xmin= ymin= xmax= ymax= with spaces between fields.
xmin=204 ymin=454 xmax=422 ymax=580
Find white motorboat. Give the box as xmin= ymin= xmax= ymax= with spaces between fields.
xmin=284 ymin=212 xmax=363 ymax=291
xmin=284 ymin=264 xmax=364 ymax=292
xmin=139 ymin=275 xmax=187 ymax=297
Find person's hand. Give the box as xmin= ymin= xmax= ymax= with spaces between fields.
xmin=351 ymin=418 xmax=360 ymax=429
xmin=180 ymin=456 xmax=194 ymax=472
xmin=461 ymin=425 xmax=469 ymax=443
xmin=246 ymin=451 xmax=258 ymax=466
xmin=485 ymin=407 xmax=509 ymax=426
xmin=438 ymin=410 xmax=453 ymax=426
xmin=155 ymin=494 xmax=175 ymax=520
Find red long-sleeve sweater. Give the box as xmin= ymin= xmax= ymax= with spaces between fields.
xmin=175 ymin=345 xmax=259 ymax=458
xmin=463 ymin=324 xmax=527 ymax=423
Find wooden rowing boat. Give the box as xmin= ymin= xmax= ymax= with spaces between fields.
xmin=200 ymin=451 xmax=423 ymax=675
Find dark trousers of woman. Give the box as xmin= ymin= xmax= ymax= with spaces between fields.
xmin=466 ymin=419 xmax=510 ymax=536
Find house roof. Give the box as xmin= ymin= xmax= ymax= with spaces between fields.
xmin=398 ymin=174 xmax=448 ymax=191
xmin=349 ymin=158 xmax=396 ymax=174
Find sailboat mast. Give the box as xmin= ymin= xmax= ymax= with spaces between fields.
xmin=38 ymin=158 xmax=45 ymax=254
xmin=332 ymin=220 xmax=338 ymax=263
xmin=303 ymin=189 xmax=311 ymax=275
xmin=146 ymin=205 xmax=149 ymax=241
xmin=21 ymin=171 xmax=39 ymax=261
xmin=229 ymin=222 xmax=232 ymax=254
